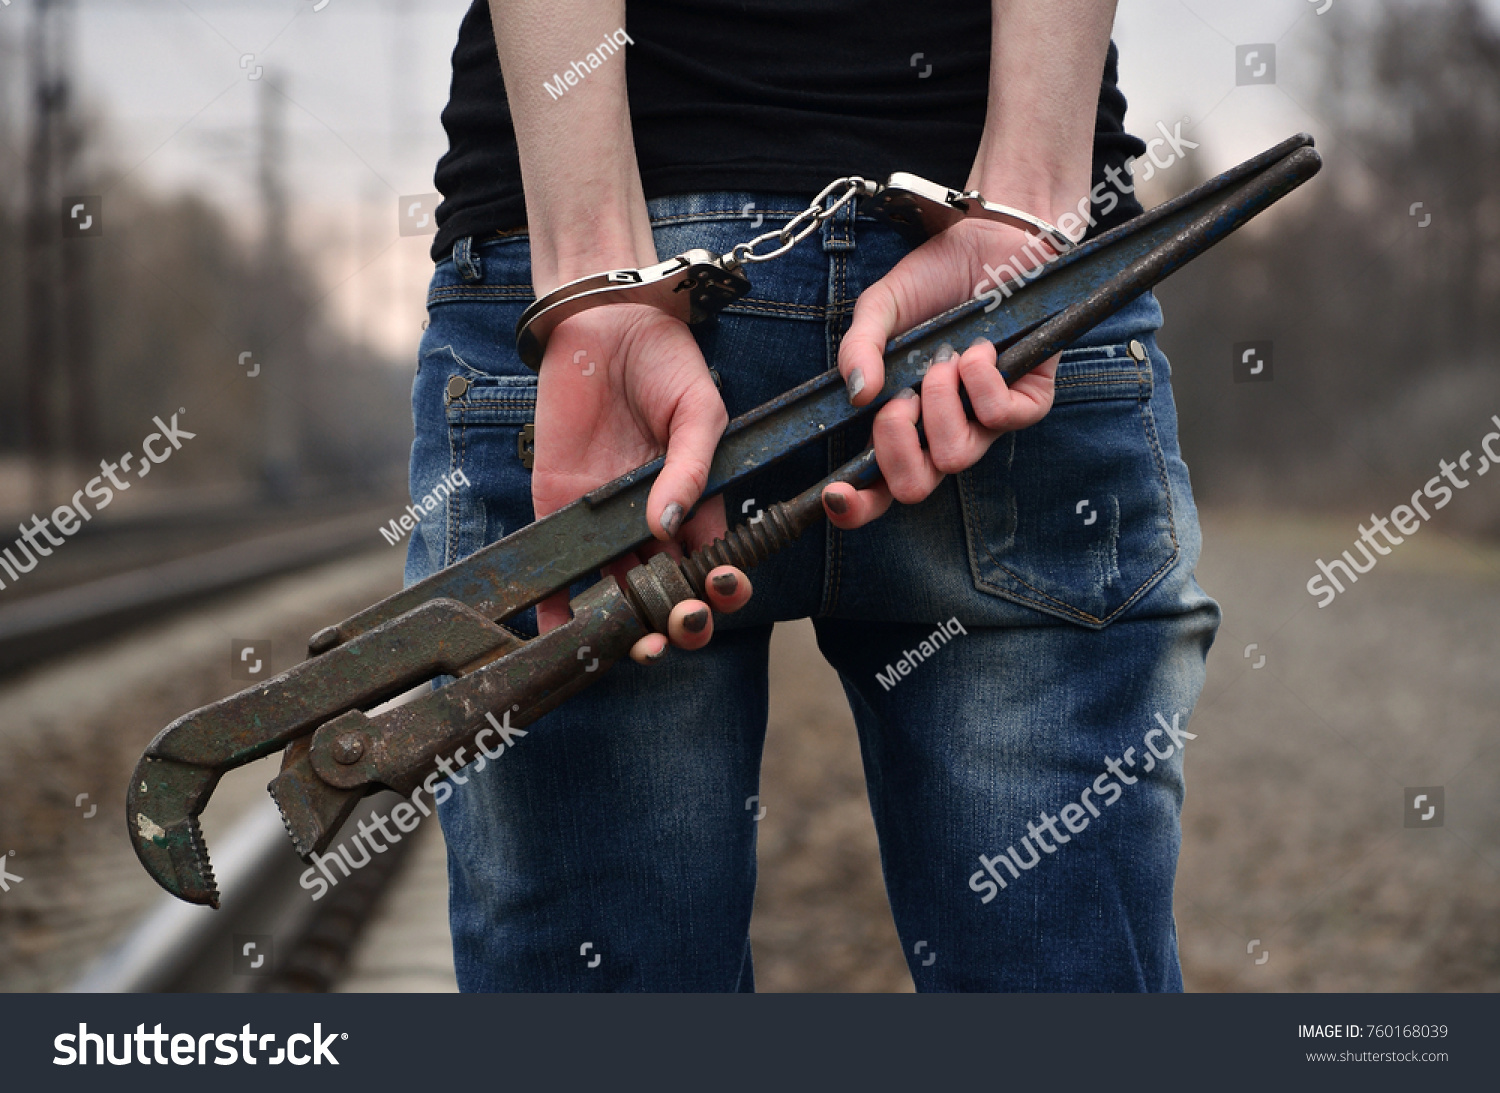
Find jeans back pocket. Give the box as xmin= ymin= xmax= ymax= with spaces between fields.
xmin=957 ymin=343 xmax=1178 ymax=628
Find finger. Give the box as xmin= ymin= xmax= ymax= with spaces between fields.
xmin=603 ymin=540 xmax=654 ymax=579
xmin=962 ymin=346 xmax=1057 ymax=434
xmin=630 ymin=632 xmax=670 ymax=665
xmin=999 ymin=352 xmax=1059 ymax=428
xmin=536 ymin=590 xmax=571 ymax=635
xmin=631 ymin=539 xmax=682 ymax=566
xmin=822 ymin=480 xmax=893 ymax=530
xmin=918 ymin=347 xmax=989 ymax=475
xmin=871 ymin=388 xmax=943 ymax=504
xmin=838 ymin=280 xmax=898 ymax=406
xmin=667 ymin=599 xmax=714 ymax=651
xmin=648 ymin=382 xmax=727 ymax=541
xmin=703 ymin=565 xmax=753 ymax=614
xmin=679 ymin=494 xmax=728 ymax=553
xmin=954 ymin=339 xmax=1013 ymax=430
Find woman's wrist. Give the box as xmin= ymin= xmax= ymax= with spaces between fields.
xmin=967 ymin=153 xmax=1093 ymax=241
xmin=528 ymin=205 xmax=658 ymax=296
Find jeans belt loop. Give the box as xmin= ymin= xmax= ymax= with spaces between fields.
xmin=820 ymin=192 xmax=857 ymax=254
xmin=453 ymin=235 xmax=484 ymax=283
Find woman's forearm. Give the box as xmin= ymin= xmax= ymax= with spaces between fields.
xmin=488 ymin=0 xmax=656 ymax=292
xmin=970 ymin=1 xmax=1119 ymax=232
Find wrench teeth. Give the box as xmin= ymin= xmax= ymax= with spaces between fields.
xmin=183 ymin=815 xmax=221 ymax=909
xmin=271 ymin=784 xmax=319 ymax=859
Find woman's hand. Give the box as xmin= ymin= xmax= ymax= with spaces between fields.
xmin=822 ymin=219 xmax=1062 ymax=529
xmin=531 ymin=302 xmax=752 ymax=661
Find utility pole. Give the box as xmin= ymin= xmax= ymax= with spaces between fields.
xmin=22 ymin=0 xmax=94 ymax=509
xmin=56 ymin=0 xmax=97 ymax=470
xmin=255 ymin=71 xmax=301 ymax=501
xmin=23 ymin=0 xmax=62 ymax=508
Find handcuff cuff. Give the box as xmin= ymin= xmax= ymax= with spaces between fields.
xmin=513 ymin=172 xmax=1075 ymax=370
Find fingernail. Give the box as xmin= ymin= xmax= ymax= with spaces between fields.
xmin=896 ymin=386 xmax=918 ymax=400
xmin=645 ymin=641 xmax=666 ymax=661
xmin=933 ymin=343 xmax=956 ymax=363
xmin=823 ymin=490 xmax=848 ymax=515
xmin=711 ymin=572 xmax=738 ymax=596
xmin=968 ymin=335 xmax=992 ymax=350
xmin=682 ymin=607 xmax=709 ymax=633
xmin=846 ymin=368 xmax=866 ymax=401
xmin=661 ymin=502 xmax=684 ymax=537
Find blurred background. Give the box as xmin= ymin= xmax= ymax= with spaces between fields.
xmin=0 ymin=0 xmax=1496 ymax=993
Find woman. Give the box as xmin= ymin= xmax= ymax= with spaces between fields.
xmin=407 ymin=0 xmax=1220 ymax=992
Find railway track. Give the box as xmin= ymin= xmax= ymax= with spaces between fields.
xmin=71 ymin=791 xmax=420 ymax=993
xmin=0 ymin=502 xmax=403 ymax=676
xmin=0 ymin=504 xmax=432 ymax=994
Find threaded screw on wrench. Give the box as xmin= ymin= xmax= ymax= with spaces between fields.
xmin=681 ymin=497 xmax=812 ymax=595
xmin=679 ymin=448 xmax=881 ymax=596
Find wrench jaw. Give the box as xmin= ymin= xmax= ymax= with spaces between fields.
xmin=267 ymin=737 xmax=364 ymax=860
xmin=126 ymin=756 xmax=223 ymax=908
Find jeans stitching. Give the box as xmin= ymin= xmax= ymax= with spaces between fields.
xmin=426 ymin=285 xmax=826 ymax=322
xmin=726 ymin=300 xmax=826 ymax=319
xmin=447 ymin=411 xmax=465 ymax=567
xmin=428 ymin=285 xmax=532 ymax=301
xmin=821 ymin=250 xmax=851 ymax=617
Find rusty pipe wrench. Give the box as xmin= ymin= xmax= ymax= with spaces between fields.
xmin=128 ymin=134 xmax=1320 ymax=905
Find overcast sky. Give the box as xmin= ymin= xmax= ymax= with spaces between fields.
xmin=3 ymin=0 xmax=1493 ymax=359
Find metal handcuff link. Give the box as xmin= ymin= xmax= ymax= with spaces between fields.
xmin=513 ymin=172 xmax=1074 ymax=370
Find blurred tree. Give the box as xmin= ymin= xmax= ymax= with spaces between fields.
xmin=0 ymin=19 xmax=408 ymax=508
xmin=1155 ymin=0 xmax=1500 ymax=532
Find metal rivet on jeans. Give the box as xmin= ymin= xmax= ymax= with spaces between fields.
xmin=1128 ymin=339 xmax=1148 ymax=363
xmin=446 ymin=375 xmax=470 ymax=401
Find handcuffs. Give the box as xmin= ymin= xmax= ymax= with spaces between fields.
xmin=513 ymin=172 xmax=1075 ymax=370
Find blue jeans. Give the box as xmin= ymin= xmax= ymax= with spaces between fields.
xmin=407 ymin=190 xmax=1221 ymax=992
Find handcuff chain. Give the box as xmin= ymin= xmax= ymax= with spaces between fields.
xmin=512 ymin=170 xmax=1070 ymax=371
xmin=727 ymin=176 xmax=878 ymax=267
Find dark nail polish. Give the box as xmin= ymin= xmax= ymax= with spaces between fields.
xmin=661 ymin=502 xmax=684 ymax=537
xmin=896 ymin=386 xmax=918 ymax=400
xmin=682 ymin=608 xmax=709 ymax=633
xmin=711 ymin=572 xmax=738 ymax=596
xmin=823 ymin=490 xmax=849 ymax=515
xmin=933 ymin=343 xmax=956 ymax=363
xmin=846 ymin=368 xmax=866 ymax=401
